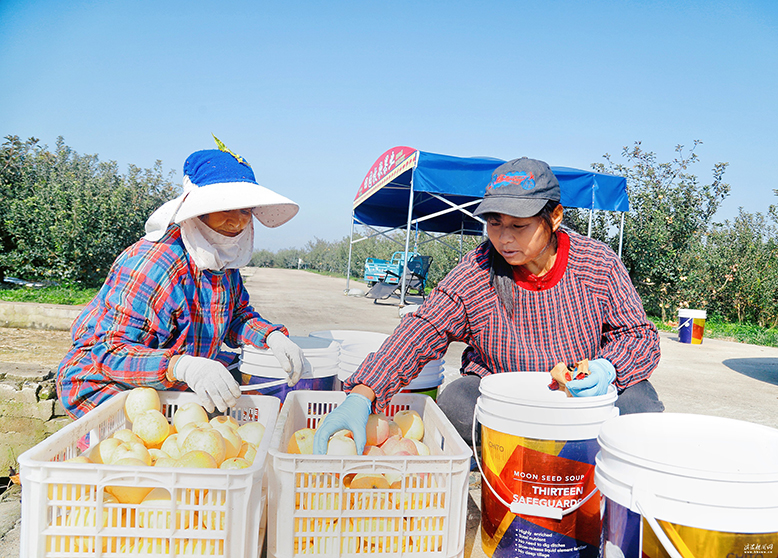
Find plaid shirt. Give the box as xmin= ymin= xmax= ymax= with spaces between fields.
xmin=345 ymin=230 xmax=660 ymax=412
xmin=56 ymin=225 xmax=286 ymax=418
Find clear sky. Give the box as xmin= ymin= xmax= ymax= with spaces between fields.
xmin=1 ymin=0 xmax=776 ymax=251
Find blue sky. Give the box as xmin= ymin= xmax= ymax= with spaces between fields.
xmin=1 ymin=0 xmax=776 ymax=251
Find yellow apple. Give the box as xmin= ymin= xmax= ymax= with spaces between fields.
xmin=387 ymin=420 xmax=402 ymax=438
xmin=111 ymin=428 xmax=143 ymax=445
xmin=210 ymin=415 xmax=239 ymax=431
xmin=286 ymin=427 xmax=315 ymax=454
xmin=410 ymin=439 xmax=430 ymax=456
xmin=211 ymin=423 xmax=241 ymax=459
xmin=393 ymin=409 xmax=424 ymax=441
xmin=379 ymin=435 xmax=418 ymax=456
xmin=173 ymin=401 xmax=209 ymax=432
xmin=181 ymin=426 xmax=226 ymax=465
xmin=124 ymin=387 xmax=161 ymax=423
xmin=238 ymin=441 xmax=257 ymax=463
xmin=176 ymin=449 xmax=218 ymax=469
xmin=363 ymin=444 xmax=385 ymax=456
xmin=105 ymin=457 xmax=153 ymax=504
xmin=219 ymin=457 xmax=251 ymax=469
xmin=236 ymin=421 xmax=266 ymax=447
xmin=160 ymin=433 xmax=183 ymax=460
xmin=132 ymin=409 xmax=171 ymax=449
xmin=147 ymin=448 xmax=170 ymax=466
xmin=349 ymin=473 xmax=390 ymax=490
xmin=110 ymin=441 xmax=152 ymax=466
xmin=366 ymin=412 xmax=390 ymax=446
xmin=138 ymin=487 xmax=196 ymax=530
xmin=154 ymin=456 xmax=178 ymax=468
xmin=177 ymin=420 xmax=211 ymax=443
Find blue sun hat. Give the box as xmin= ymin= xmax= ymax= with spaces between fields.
xmin=145 ymin=139 xmax=299 ymax=240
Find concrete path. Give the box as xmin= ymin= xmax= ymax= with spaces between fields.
xmin=2 ymin=267 xmax=778 ymax=557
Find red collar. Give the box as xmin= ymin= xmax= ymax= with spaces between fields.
xmin=512 ymin=230 xmax=569 ymax=291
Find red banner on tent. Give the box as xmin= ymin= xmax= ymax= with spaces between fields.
xmin=354 ymin=146 xmax=418 ymax=208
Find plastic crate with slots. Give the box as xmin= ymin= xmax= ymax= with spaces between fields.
xmin=18 ymin=390 xmax=279 ymax=558
xmin=267 ymin=390 xmax=472 ymax=557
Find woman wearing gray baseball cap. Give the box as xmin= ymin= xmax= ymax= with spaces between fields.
xmin=313 ymin=157 xmax=662 ymax=454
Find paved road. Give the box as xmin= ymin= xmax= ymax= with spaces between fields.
xmin=2 ymin=267 xmax=777 ymax=557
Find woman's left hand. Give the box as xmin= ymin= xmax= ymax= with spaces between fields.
xmin=266 ymin=331 xmax=305 ymax=386
xmin=566 ymin=358 xmax=616 ymax=397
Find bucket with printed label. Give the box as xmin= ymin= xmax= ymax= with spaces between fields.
xmin=474 ymin=372 xmax=618 ymax=558
xmin=596 ymin=413 xmax=778 ymax=558
xmin=678 ymin=309 xmax=706 ymax=344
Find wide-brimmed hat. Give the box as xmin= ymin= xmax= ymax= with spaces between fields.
xmin=145 ymin=147 xmax=299 ymax=241
xmin=473 ymin=157 xmax=560 ymax=219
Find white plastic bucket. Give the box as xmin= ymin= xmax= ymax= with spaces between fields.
xmin=596 ymin=413 xmax=778 ymax=557
xmin=475 ymin=372 xmax=618 ymax=557
xmin=678 ymin=308 xmax=707 ymax=344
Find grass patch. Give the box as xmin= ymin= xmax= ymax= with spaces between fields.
xmin=0 ymin=284 xmax=98 ymax=306
xmin=648 ymin=315 xmax=778 ymax=348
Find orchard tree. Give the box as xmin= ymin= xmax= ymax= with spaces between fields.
xmin=592 ymin=141 xmax=729 ymax=320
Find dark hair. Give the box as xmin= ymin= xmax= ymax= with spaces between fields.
xmin=484 ymin=200 xmax=562 ymax=317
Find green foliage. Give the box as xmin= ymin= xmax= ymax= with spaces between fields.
xmin=0 ymin=283 xmax=98 ymax=305
xmin=0 ymin=135 xmax=178 ymax=287
xmin=591 ymin=141 xmax=730 ymax=320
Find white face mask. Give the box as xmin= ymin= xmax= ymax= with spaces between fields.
xmin=179 ymin=217 xmax=254 ymax=271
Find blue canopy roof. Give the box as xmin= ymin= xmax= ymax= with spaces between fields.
xmin=353 ymin=148 xmax=628 ymax=235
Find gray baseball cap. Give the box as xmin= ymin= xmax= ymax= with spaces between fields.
xmin=474 ymin=157 xmax=560 ymax=218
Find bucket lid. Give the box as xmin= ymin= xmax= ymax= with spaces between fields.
xmin=678 ymin=308 xmax=707 ymax=319
xmin=309 ymin=330 xmax=389 ymax=345
xmin=479 ymin=371 xmax=617 ymax=409
xmin=240 ymin=361 xmax=338 ymax=380
xmin=598 ymin=413 xmax=778 ymax=482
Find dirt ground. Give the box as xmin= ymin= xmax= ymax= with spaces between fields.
xmin=0 ymin=327 xmax=73 ymax=367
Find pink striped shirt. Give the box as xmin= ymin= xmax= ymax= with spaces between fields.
xmin=344 ymin=230 xmax=660 ymax=412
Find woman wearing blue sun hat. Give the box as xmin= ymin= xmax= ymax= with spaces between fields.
xmin=57 ymin=140 xmax=305 ymax=418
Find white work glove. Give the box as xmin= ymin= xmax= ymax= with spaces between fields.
xmin=266 ymin=331 xmax=305 ymax=386
xmin=173 ymin=355 xmax=241 ymax=413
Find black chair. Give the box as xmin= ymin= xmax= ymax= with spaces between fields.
xmin=365 ymin=255 xmax=433 ymax=303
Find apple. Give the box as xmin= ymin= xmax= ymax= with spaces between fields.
xmin=111 ymin=428 xmax=143 ymax=445
xmin=131 ymin=409 xmax=171 ymax=448
xmin=138 ymin=487 xmax=194 ymax=530
xmin=175 ymin=420 xmax=211 ymax=444
xmin=393 ymin=409 xmax=424 ymax=441
xmin=365 ymin=413 xmax=390 ymax=446
xmin=220 ymin=457 xmax=251 ymax=469
xmin=160 ymin=433 xmax=183 ymax=460
xmin=348 ymin=473 xmax=390 ymax=490
xmin=210 ymin=415 xmax=239 ymax=431
xmin=384 ymin=471 xmax=403 ymax=490
xmin=363 ymin=445 xmax=385 ymax=456
xmin=410 ymin=439 xmax=430 ymax=456
xmin=105 ymin=457 xmax=154 ymax=503
xmin=175 ymin=450 xmax=218 ymax=469
xmin=173 ymin=401 xmax=209 ymax=433
xmin=238 ymin=441 xmax=257 ymax=463
xmin=110 ymin=441 xmax=152 ymax=466
xmin=236 ymin=421 xmax=266 ymax=447
xmin=387 ymin=420 xmax=402 ymax=438
xmin=380 ymin=435 xmax=418 ymax=456
xmin=211 ymin=423 xmax=241 ymax=459
xmin=154 ymin=456 xmax=178 ymax=468
xmin=326 ymin=432 xmax=358 ymax=456
xmin=180 ymin=426 xmax=226 ymax=465
xmin=147 ymin=448 xmax=170 ymax=466
xmin=124 ymin=387 xmax=161 ymax=423
xmin=89 ymin=437 xmax=124 ymax=464
xmin=287 ymin=427 xmax=315 ymax=454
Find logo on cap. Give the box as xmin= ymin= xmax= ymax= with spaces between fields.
xmin=489 ymin=171 xmax=536 ymax=191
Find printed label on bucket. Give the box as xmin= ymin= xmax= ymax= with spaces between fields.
xmin=601 ymin=498 xmax=778 ymax=558
xmin=480 ymin=425 xmax=600 ymax=558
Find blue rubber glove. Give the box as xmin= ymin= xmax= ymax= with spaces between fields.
xmin=312 ymin=393 xmax=372 ymax=455
xmin=566 ymin=358 xmax=616 ymax=397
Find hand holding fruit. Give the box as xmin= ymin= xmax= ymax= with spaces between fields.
xmin=171 ymin=355 xmax=241 ymax=413
xmin=566 ymin=358 xmax=615 ymax=397
xmin=312 ymin=393 xmax=372 ymax=454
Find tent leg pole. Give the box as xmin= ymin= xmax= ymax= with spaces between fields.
xmin=400 ymin=174 xmax=415 ymax=307
xmin=346 ymin=212 xmax=355 ymax=293
xmin=587 ymin=208 xmax=593 ymax=237
xmin=618 ymin=212 xmax=625 ymax=259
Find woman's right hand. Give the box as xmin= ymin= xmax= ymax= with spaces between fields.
xmin=312 ymin=392 xmax=372 ymax=455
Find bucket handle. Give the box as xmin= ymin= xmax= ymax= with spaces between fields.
xmin=632 ymin=488 xmax=694 ymax=558
xmin=471 ymin=407 xmax=598 ymax=521
xmin=239 ymin=361 xmax=312 ymax=391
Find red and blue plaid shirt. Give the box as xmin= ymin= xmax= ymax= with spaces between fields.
xmin=56 ymin=225 xmax=286 ymax=418
xmin=345 ymin=230 xmax=660 ymax=412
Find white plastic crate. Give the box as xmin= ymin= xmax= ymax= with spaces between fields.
xmin=18 ymin=390 xmax=279 ymax=558
xmin=267 ymin=390 xmax=472 ymax=557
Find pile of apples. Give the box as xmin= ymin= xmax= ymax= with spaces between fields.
xmin=56 ymin=387 xmax=266 ymax=505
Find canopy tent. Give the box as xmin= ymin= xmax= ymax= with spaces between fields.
xmin=346 ymin=146 xmax=629 ymax=304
